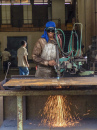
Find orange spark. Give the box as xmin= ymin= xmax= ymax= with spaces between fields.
xmin=41 ymin=95 xmax=80 ymax=128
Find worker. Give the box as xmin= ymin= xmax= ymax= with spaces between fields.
xmin=1 ymin=48 xmax=11 ymax=73
xmin=17 ymin=40 xmax=29 ymax=75
xmin=32 ymin=21 xmax=57 ymax=78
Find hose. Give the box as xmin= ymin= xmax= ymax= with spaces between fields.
xmin=55 ymin=23 xmax=83 ymax=58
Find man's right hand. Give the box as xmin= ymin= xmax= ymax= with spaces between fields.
xmin=48 ymin=60 xmax=56 ymax=66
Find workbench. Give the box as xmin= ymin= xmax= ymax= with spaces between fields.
xmin=0 ymin=76 xmax=97 ymax=130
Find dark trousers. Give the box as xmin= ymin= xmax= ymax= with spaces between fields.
xmin=3 ymin=61 xmax=8 ymax=73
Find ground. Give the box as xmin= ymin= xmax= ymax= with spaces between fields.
xmin=1 ymin=119 xmax=97 ymax=130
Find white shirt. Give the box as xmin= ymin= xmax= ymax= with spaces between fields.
xmin=2 ymin=51 xmax=11 ymax=61
xmin=17 ymin=46 xmax=28 ymax=67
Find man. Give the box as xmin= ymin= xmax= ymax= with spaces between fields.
xmin=17 ymin=40 xmax=29 ymax=75
xmin=32 ymin=21 xmax=57 ymax=78
xmin=1 ymin=48 xmax=11 ymax=73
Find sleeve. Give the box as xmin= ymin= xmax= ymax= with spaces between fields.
xmin=8 ymin=52 xmax=11 ymax=57
xmin=32 ymin=38 xmax=49 ymax=66
xmin=24 ymin=48 xmax=28 ymax=56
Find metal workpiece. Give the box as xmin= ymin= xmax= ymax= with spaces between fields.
xmin=3 ymin=77 xmax=97 ymax=87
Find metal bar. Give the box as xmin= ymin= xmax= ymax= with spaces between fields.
xmin=17 ymin=96 xmax=23 ymax=130
xmin=84 ymin=0 xmax=86 ymax=53
xmin=0 ymin=90 xmax=97 ymax=96
xmin=11 ymin=75 xmax=35 ymax=79
xmin=23 ymin=96 xmax=26 ymax=121
xmin=95 ymin=0 xmax=97 ymax=49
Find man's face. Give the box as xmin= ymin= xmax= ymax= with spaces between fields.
xmin=46 ymin=27 xmax=55 ymax=38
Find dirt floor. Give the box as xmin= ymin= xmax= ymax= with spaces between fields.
xmin=1 ymin=119 xmax=97 ymax=130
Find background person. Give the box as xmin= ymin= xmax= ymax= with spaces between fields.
xmin=1 ymin=48 xmax=11 ymax=73
xmin=17 ymin=40 xmax=29 ymax=75
xmin=32 ymin=21 xmax=57 ymax=78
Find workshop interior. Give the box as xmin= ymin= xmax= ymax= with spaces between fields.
xmin=0 ymin=0 xmax=97 ymax=130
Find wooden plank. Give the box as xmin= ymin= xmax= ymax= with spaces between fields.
xmin=0 ymin=96 xmax=3 ymax=126
xmin=0 ymin=90 xmax=97 ymax=96
xmin=3 ymin=77 xmax=97 ymax=87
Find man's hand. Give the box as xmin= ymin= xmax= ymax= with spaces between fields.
xmin=27 ymin=63 xmax=29 ymax=67
xmin=48 ymin=60 xmax=56 ymax=66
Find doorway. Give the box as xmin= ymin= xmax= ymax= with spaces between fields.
xmin=7 ymin=36 xmax=27 ymax=67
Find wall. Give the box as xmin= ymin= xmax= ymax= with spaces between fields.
xmin=52 ymin=0 xmax=65 ymax=29
xmin=77 ymin=0 xmax=96 ymax=52
xmin=0 ymin=32 xmax=43 ymax=68
xmin=0 ymin=1 xmax=96 ymax=61
xmin=0 ymin=31 xmax=43 ymax=60
xmin=4 ymin=95 xmax=97 ymax=120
